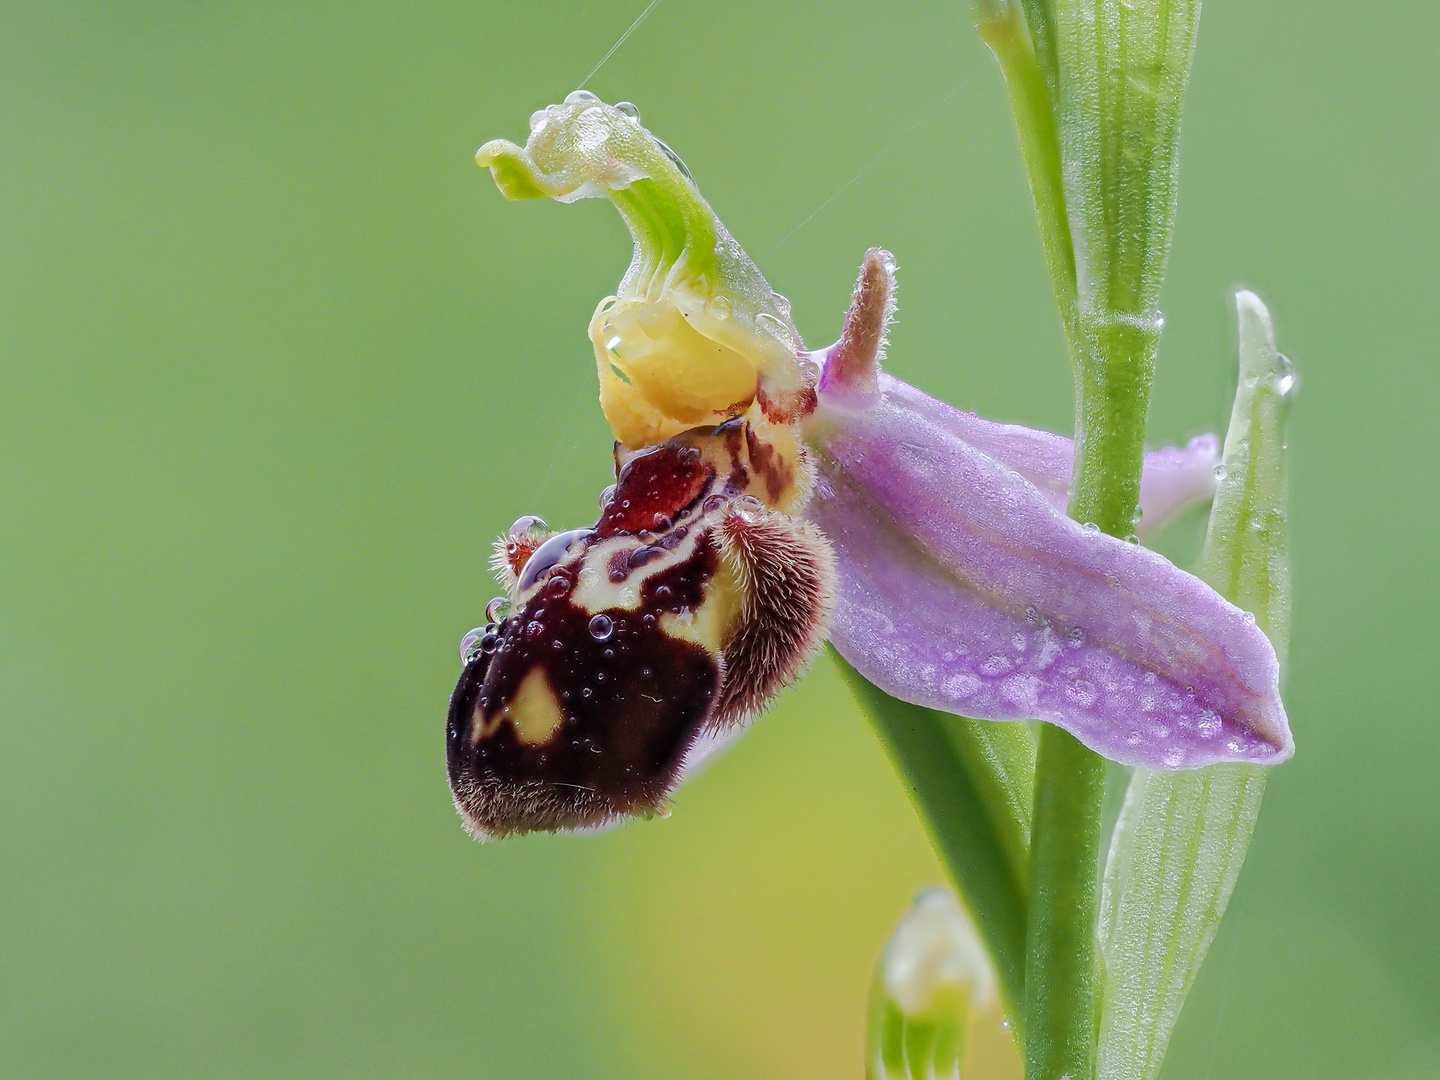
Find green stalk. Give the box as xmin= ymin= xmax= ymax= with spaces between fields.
xmin=835 ymin=650 xmax=1035 ymax=1032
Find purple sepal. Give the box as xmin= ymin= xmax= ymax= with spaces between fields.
xmin=805 ymin=377 xmax=1292 ymax=768
xmin=882 ymin=377 xmax=1218 ymax=534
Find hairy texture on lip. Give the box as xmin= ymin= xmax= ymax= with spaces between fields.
xmin=713 ymin=505 xmax=835 ymax=726
xmin=805 ymin=384 xmax=1292 ymax=768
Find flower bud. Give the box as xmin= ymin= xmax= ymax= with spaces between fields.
xmin=867 ymin=887 xmax=996 ymax=1080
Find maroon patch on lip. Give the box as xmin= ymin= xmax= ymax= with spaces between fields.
xmin=594 ymin=443 xmax=713 ymax=539
xmin=447 ymin=536 xmax=724 ymax=836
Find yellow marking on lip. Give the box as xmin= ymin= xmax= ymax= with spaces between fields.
xmin=659 ymin=560 xmax=742 ymax=654
xmin=505 ymin=668 xmax=566 ymax=746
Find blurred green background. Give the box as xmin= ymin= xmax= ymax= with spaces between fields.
xmin=2 ymin=2 xmax=1436 ymax=1077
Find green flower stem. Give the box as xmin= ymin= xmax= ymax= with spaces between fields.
xmin=1024 ymin=725 xmax=1107 ymax=1080
xmin=835 ymin=649 xmax=1035 ymax=1031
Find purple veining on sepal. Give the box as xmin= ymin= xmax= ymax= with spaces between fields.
xmin=880 ymin=377 xmax=1218 ymax=534
xmin=804 ymin=379 xmax=1292 ymax=769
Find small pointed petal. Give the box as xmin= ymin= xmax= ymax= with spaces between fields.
xmin=883 ymin=378 xmax=1217 ymax=534
xmin=804 ymin=382 xmax=1292 ymax=768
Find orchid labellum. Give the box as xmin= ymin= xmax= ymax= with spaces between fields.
xmin=448 ymin=93 xmax=1291 ymax=839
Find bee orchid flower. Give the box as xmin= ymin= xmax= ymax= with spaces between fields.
xmin=450 ymin=94 xmax=1292 ymax=839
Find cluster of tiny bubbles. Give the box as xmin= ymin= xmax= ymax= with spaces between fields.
xmin=564 ymin=89 xmax=601 ymax=105
xmin=509 ymin=514 xmax=547 ymax=539
xmin=588 ymin=613 xmax=614 ymax=641
xmin=613 ymin=101 xmax=641 ymax=121
xmin=705 ymin=295 xmax=732 ymax=320
xmin=485 ymin=596 xmax=511 ymax=623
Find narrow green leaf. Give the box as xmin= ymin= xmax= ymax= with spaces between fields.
xmin=1095 ymin=291 xmax=1293 ymax=1080
xmin=835 ymin=649 xmax=1034 ymax=1028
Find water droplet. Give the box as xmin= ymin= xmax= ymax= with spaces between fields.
xmin=1081 ymin=521 xmax=1100 ymax=535
xmin=546 ymin=573 xmax=571 ymax=596
xmin=588 ymin=614 xmax=614 ymax=641
xmin=756 ymin=311 xmax=795 ymax=348
xmin=564 ymin=89 xmax=601 ymax=105
xmin=517 ymin=528 xmax=595 ymax=592
xmin=1068 ymin=627 xmax=1086 ymax=646
xmin=525 ymin=620 xmax=545 ymax=640
xmin=736 ymin=494 xmax=764 ymax=512
xmin=581 ymin=686 xmax=594 ymax=699
xmin=1242 ymin=610 xmax=1256 ymax=624
xmin=459 ymin=627 xmax=486 ymax=662
xmin=599 ymin=484 xmax=616 ymax=509
xmin=509 ymin=514 xmax=547 ymax=539
xmin=1275 ymin=353 xmax=1297 ymax=397
xmin=1132 ymin=506 xmax=1144 ymax=521
xmin=1213 ymin=464 xmax=1228 ymax=480
xmin=1154 ymin=310 xmax=1166 ymax=331
xmin=605 ymin=334 xmax=623 ymax=352
xmin=769 ymin=291 xmax=792 ymax=317
xmin=529 ymin=109 xmax=551 ymax=132
xmin=628 ymin=545 xmax=663 ymax=570
xmin=702 ymin=494 xmax=727 ymax=514
xmin=485 ymin=596 xmax=511 ymax=623
xmin=613 ymin=100 xmax=641 ymax=121
xmin=652 ymin=512 xmax=672 ymax=530
xmin=640 ymin=666 xmax=653 ymax=679
xmin=1124 ymin=533 xmax=1140 ymax=545
xmin=1163 ymin=747 xmax=1186 ymax=767
xmin=705 ymin=295 xmax=732 ymax=320
xmin=654 ymin=137 xmax=692 ymax=180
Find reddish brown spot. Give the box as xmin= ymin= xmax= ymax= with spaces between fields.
xmin=745 ymin=424 xmax=795 ymax=507
xmin=593 ymin=443 xmax=713 ymax=539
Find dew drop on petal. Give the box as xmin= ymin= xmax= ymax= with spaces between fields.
xmin=485 ymin=596 xmax=511 ymax=623
xmin=705 ymin=295 xmax=732 ymax=320
xmin=564 ymin=89 xmax=601 ymax=105
xmin=509 ymin=515 xmax=547 ymax=539
xmin=1214 ymin=464 xmax=1228 ymax=480
xmin=1081 ymin=521 xmax=1100 ymax=535
xmin=458 ymin=627 xmax=486 ymax=663
xmin=588 ymin=614 xmax=614 ymax=641
xmin=517 ymin=528 xmax=595 ymax=592
xmin=613 ymin=100 xmax=641 ymax=120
